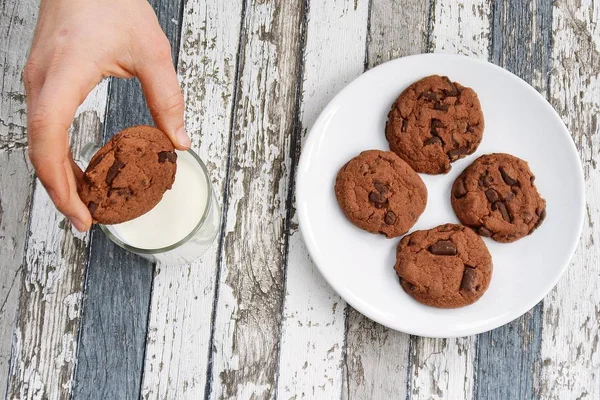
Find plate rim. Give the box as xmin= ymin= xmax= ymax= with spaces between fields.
xmin=296 ymin=53 xmax=586 ymax=338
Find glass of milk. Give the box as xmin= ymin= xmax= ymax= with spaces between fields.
xmin=80 ymin=145 xmax=220 ymax=265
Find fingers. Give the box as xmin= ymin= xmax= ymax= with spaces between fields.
xmin=136 ymin=39 xmax=190 ymax=150
xmin=27 ymin=64 xmax=99 ymax=231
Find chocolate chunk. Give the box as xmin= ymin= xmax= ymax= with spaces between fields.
xmin=479 ymin=173 xmax=493 ymax=187
xmin=492 ymin=201 xmax=512 ymax=222
xmin=529 ymin=208 xmax=547 ymax=234
xmin=422 ymin=91 xmax=438 ymax=102
xmin=88 ymin=202 xmax=98 ymax=214
xmin=429 ymin=240 xmax=458 ymax=256
xmin=460 ymin=267 xmax=479 ymax=292
xmin=442 ymin=77 xmax=460 ymax=97
xmin=427 ymin=119 xmax=445 ymax=146
xmin=373 ymin=181 xmax=389 ymax=195
xmin=368 ymin=191 xmax=388 ymax=209
xmin=504 ymin=192 xmax=516 ymax=202
xmin=105 ymin=159 xmax=125 ymax=186
xmin=384 ymin=211 xmax=396 ymax=225
xmin=424 ymin=136 xmax=442 ymax=146
xmin=448 ymin=147 xmax=468 ymax=161
xmin=158 ymin=151 xmax=177 ymax=164
xmin=465 ymin=123 xmax=472 ymax=133
xmin=430 ymin=118 xmax=443 ymax=135
xmin=434 ymin=101 xmax=449 ymax=112
xmin=454 ymin=179 xmax=467 ymax=198
xmin=535 ymin=207 xmax=547 ymax=228
xmin=87 ymin=151 xmax=107 ymax=171
xmin=401 ymin=119 xmax=408 ymax=132
xmin=530 ymin=176 xmax=536 ymax=185
xmin=83 ymin=174 xmax=93 ymax=185
xmin=117 ymin=188 xmax=133 ymax=199
xmin=485 ymin=188 xmax=500 ymax=203
xmin=476 ymin=226 xmax=492 ymax=237
xmin=431 ymin=118 xmax=444 ymax=131
xmin=499 ymin=166 xmax=518 ymax=186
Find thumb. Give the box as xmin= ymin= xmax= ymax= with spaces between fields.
xmin=136 ymin=39 xmax=190 ymax=149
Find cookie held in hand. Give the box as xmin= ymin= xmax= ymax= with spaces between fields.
xmin=334 ymin=150 xmax=427 ymax=238
xmin=78 ymin=125 xmax=177 ymax=225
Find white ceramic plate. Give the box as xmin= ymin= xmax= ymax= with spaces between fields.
xmin=296 ymin=54 xmax=585 ymax=338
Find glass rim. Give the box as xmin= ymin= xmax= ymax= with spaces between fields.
xmin=99 ymin=148 xmax=213 ymax=255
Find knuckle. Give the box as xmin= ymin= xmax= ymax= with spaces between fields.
xmin=146 ymin=37 xmax=173 ymax=63
xmin=28 ymin=108 xmax=52 ymax=133
xmin=23 ymin=60 xmax=40 ymax=89
xmin=159 ymin=91 xmax=184 ymax=115
xmin=53 ymin=28 xmax=78 ymax=54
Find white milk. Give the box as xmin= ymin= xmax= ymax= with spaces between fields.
xmin=108 ymin=150 xmax=208 ymax=249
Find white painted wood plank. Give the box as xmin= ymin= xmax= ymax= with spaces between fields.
xmin=0 ymin=0 xmax=37 ymax=397
xmin=208 ymin=0 xmax=305 ymax=398
xmin=344 ymin=312 xmax=411 ymax=400
xmin=0 ymin=0 xmax=33 ymax=149
xmin=0 ymin=151 xmax=33 ymax=399
xmin=409 ymin=338 xmax=475 ymax=400
xmin=276 ymin=4 xmax=369 ymax=398
xmin=343 ymin=1 xmax=429 ymax=398
xmin=7 ymin=79 xmax=109 ymax=400
xmin=430 ymin=0 xmax=492 ymax=58
xmin=140 ymin=1 xmax=243 ymax=398
xmin=539 ymin=1 xmax=600 ymax=398
xmin=407 ymin=2 xmax=492 ymax=399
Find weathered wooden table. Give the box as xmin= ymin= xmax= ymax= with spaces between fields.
xmin=1 ymin=0 xmax=598 ymax=398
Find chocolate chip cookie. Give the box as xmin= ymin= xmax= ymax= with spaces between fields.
xmin=395 ymin=224 xmax=493 ymax=308
xmin=335 ymin=150 xmax=427 ymax=238
xmin=451 ymin=153 xmax=546 ymax=243
xmin=78 ymin=125 xmax=178 ymax=224
xmin=385 ymin=75 xmax=484 ymax=174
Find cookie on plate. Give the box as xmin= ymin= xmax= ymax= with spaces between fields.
xmin=385 ymin=75 xmax=484 ymax=174
xmin=395 ymin=224 xmax=493 ymax=308
xmin=451 ymin=153 xmax=546 ymax=243
xmin=335 ymin=150 xmax=427 ymax=238
xmin=78 ymin=125 xmax=178 ymax=224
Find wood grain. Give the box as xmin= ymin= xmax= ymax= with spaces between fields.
xmin=539 ymin=0 xmax=600 ymax=398
xmin=407 ymin=2 xmax=492 ymax=399
xmin=0 ymin=0 xmax=36 ymax=396
xmin=343 ymin=1 xmax=429 ymax=398
xmin=0 ymin=151 xmax=32 ymax=400
xmin=140 ymin=1 xmax=243 ymax=398
xmin=0 ymin=0 xmax=32 ymax=149
xmin=8 ymin=82 xmax=109 ymax=400
xmin=474 ymin=1 xmax=552 ymax=399
xmin=343 ymin=311 xmax=410 ymax=400
xmin=276 ymin=1 xmax=368 ymax=399
xmin=366 ymin=0 xmax=430 ymax=69
xmin=72 ymin=0 xmax=184 ymax=398
xmin=207 ymin=1 xmax=305 ymax=398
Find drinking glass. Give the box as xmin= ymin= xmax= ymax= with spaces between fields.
xmin=80 ymin=143 xmax=220 ymax=265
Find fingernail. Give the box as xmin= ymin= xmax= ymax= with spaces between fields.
xmin=70 ymin=217 xmax=86 ymax=232
xmin=176 ymin=127 xmax=191 ymax=148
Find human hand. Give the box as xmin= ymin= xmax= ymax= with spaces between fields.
xmin=24 ymin=0 xmax=190 ymax=231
